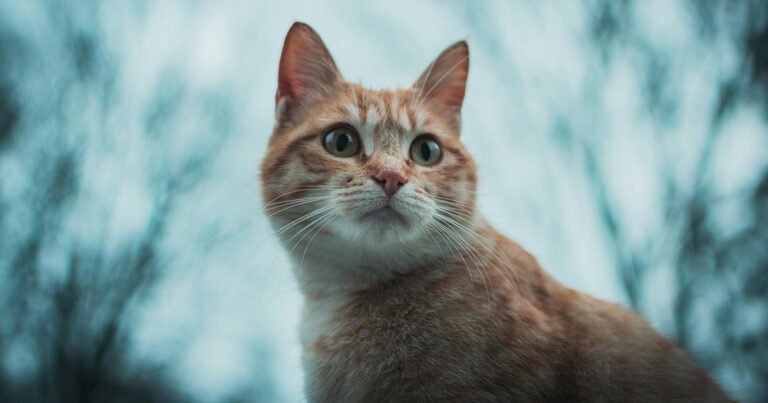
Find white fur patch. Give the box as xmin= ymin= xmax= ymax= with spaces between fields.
xmin=362 ymin=105 xmax=380 ymax=155
xmin=300 ymin=293 xmax=346 ymax=348
xmin=345 ymin=102 xmax=362 ymax=127
xmin=415 ymin=110 xmax=428 ymax=128
xmin=398 ymin=107 xmax=412 ymax=132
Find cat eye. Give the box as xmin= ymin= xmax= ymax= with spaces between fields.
xmin=409 ymin=136 xmax=442 ymax=166
xmin=323 ymin=127 xmax=361 ymax=157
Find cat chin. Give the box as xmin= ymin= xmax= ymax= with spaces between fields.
xmin=358 ymin=206 xmax=407 ymax=225
xmin=330 ymin=212 xmax=428 ymax=247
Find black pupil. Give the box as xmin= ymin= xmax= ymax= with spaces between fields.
xmin=420 ymin=141 xmax=432 ymax=161
xmin=336 ymin=133 xmax=350 ymax=152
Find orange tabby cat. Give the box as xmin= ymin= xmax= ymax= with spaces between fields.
xmin=260 ymin=22 xmax=732 ymax=402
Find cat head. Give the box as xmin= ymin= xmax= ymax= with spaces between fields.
xmin=261 ymin=22 xmax=478 ymax=264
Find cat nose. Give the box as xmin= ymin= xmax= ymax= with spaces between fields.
xmin=373 ymin=170 xmax=407 ymax=197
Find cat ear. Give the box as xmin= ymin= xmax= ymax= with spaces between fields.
xmin=276 ymin=22 xmax=342 ymax=120
xmin=413 ymin=41 xmax=469 ymax=118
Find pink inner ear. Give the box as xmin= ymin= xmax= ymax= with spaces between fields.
xmin=276 ymin=62 xmax=304 ymax=106
xmin=277 ymin=23 xmax=340 ymax=112
xmin=431 ymin=77 xmax=467 ymax=114
xmin=415 ymin=41 xmax=469 ymax=115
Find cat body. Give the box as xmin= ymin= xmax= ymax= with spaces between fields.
xmin=298 ymin=225 xmax=722 ymax=402
xmin=260 ymin=22 xmax=732 ymax=402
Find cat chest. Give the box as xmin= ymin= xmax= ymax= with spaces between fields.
xmin=298 ymin=294 xmax=565 ymax=401
xmin=300 ymin=296 xmax=465 ymax=396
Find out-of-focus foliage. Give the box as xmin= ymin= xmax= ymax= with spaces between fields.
xmin=0 ymin=1 xmax=765 ymax=402
xmin=582 ymin=1 xmax=768 ymax=398
xmin=0 ymin=2 xmax=242 ymax=401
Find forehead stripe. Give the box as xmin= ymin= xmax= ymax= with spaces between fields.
xmin=398 ymin=107 xmax=412 ymax=132
xmin=344 ymin=102 xmax=362 ymax=127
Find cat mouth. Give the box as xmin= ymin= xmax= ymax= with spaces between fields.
xmin=358 ymin=206 xmax=407 ymax=225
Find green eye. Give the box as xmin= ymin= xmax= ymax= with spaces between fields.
xmin=410 ymin=136 xmax=442 ymax=166
xmin=323 ymin=127 xmax=361 ymax=157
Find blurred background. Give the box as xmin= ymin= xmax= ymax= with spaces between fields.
xmin=0 ymin=0 xmax=766 ymax=402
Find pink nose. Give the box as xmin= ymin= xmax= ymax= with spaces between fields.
xmin=373 ymin=170 xmax=407 ymax=197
